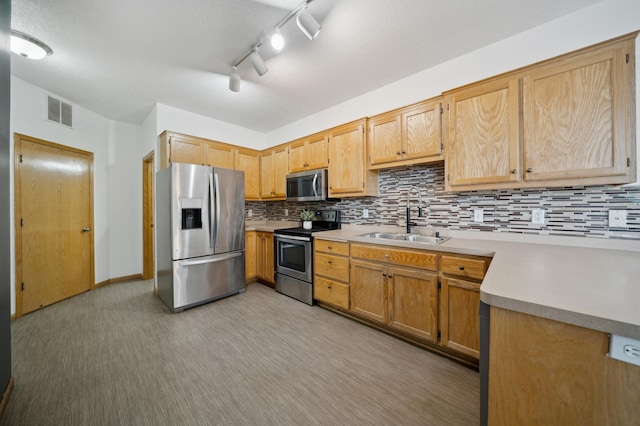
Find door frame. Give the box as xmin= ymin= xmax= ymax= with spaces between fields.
xmin=142 ymin=150 xmax=155 ymax=282
xmin=13 ymin=133 xmax=95 ymax=318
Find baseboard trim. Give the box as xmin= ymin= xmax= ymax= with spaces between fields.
xmin=10 ymin=314 xmax=15 ymax=321
xmin=93 ymin=273 xmax=143 ymax=289
xmin=0 ymin=377 xmax=14 ymax=420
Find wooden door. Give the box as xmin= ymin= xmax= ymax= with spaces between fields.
xmin=142 ymin=151 xmax=154 ymax=281
xmin=169 ymin=134 xmax=205 ymax=165
xmin=260 ymin=152 xmax=274 ymax=199
xmin=328 ymin=121 xmax=367 ymax=195
xmin=15 ymin=135 xmax=94 ymax=316
xmin=272 ymin=148 xmax=288 ymax=198
xmin=235 ymin=148 xmax=260 ymax=200
xmin=350 ymin=259 xmax=387 ymax=323
xmin=522 ymin=41 xmax=630 ymax=181
xmin=388 ymin=266 xmax=438 ymax=342
xmin=206 ymin=142 xmax=235 ymax=169
xmin=305 ymin=134 xmax=328 ymax=170
xmin=402 ymin=100 xmax=442 ymax=160
xmin=368 ymin=112 xmax=402 ymax=166
xmin=446 ymin=78 xmax=521 ymax=188
xmin=440 ymin=277 xmax=480 ymax=358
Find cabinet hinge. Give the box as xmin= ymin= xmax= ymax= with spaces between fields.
xmin=21 ymin=282 xmax=24 ymax=291
xmin=447 ymin=174 xmax=450 ymax=181
xmin=437 ymin=330 xmax=441 ymax=339
xmin=626 ymin=53 xmax=630 ymax=63
xmin=20 ymin=218 xmax=24 ymax=227
xmin=628 ymin=157 xmax=631 ymax=167
xmin=437 ymin=280 xmax=441 ymax=290
xmin=19 ymin=154 xmax=23 ymax=163
xmin=362 ymin=181 xmax=365 ymax=189
xmin=447 ymin=104 xmax=450 ymax=111
xmin=440 ymin=107 xmax=443 ymax=114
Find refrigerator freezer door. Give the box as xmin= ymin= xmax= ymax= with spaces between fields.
xmin=211 ymin=167 xmax=245 ymax=254
xmin=171 ymin=164 xmax=214 ymax=260
xmin=168 ymin=251 xmax=246 ymax=312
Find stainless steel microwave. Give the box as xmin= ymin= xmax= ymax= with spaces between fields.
xmin=286 ymin=168 xmax=329 ymax=202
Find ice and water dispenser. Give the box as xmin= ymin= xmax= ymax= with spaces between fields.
xmin=181 ymin=198 xmax=203 ymax=230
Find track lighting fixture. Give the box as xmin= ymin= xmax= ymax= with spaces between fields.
xmin=296 ymin=9 xmax=321 ymax=40
xmin=10 ymin=30 xmax=53 ymax=60
xmin=228 ymin=0 xmax=322 ymax=92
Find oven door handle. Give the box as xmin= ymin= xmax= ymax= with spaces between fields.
xmin=275 ymin=234 xmax=311 ymax=242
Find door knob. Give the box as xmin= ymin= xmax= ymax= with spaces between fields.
xmin=82 ymin=227 xmax=92 ymax=232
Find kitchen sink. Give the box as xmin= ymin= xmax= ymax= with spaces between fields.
xmin=358 ymin=232 xmax=450 ymax=245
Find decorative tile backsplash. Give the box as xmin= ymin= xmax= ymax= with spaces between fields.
xmin=246 ymin=162 xmax=640 ymax=240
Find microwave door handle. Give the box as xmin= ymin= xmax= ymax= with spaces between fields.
xmin=312 ymin=173 xmax=318 ymax=198
xmin=209 ymin=172 xmax=215 ymax=248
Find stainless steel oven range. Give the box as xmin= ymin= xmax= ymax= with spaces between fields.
xmin=274 ymin=210 xmax=341 ymax=305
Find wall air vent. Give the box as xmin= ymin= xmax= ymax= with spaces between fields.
xmin=47 ymin=95 xmax=73 ymax=127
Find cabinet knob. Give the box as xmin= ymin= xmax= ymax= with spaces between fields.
xmin=327 ymin=260 xmax=332 ymax=264
xmin=327 ymin=285 xmax=332 ymax=289
xmin=526 ymin=167 xmax=533 ymax=173
xmin=388 ymin=274 xmax=393 ymax=278
xmin=402 ymin=151 xmax=406 ymax=155
xmin=511 ymin=169 xmax=517 ymax=174
xmin=396 ymin=151 xmax=401 ymax=155
xmin=382 ymin=273 xmax=387 ymax=277
xmin=459 ymin=266 xmax=465 ymax=271
xmin=384 ymin=254 xmax=389 ymax=258
xmin=327 ymin=246 xmax=332 ymax=250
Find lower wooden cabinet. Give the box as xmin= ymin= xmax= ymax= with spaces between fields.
xmin=245 ymin=231 xmax=257 ymax=283
xmin=256 ymin=231 xmax=274 ymax=285
xmin=314 ymin=277 xmax=349 ymax=310
xmin=313 ymin=239 xmax=350 ymax=308
xmin=440 ymin=277 xmax=480 ymax=358
xmin=389 ymin=266 xmax=438 ymax=342
xmin=350 ymin=259 xmax=388 ymax=323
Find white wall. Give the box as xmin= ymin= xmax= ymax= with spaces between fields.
xmin=108 ymin=121 xmax=142 ymax=279
xmin=141 ymin=104 xmax=158 ymax=168
xmin=156 ymin=103 xmax=266 ymax=149
xmin=266 ymin=0 xmax=640 ymax=159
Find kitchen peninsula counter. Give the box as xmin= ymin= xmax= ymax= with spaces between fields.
xmin=316 ymin=226 xmax=640 ymax=339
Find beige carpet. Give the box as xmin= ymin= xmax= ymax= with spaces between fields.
xmin=1 ymin=280 xmax=479 ymax=425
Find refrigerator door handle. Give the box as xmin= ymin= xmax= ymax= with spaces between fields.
xmin=209 ymin=172 xmax=215 ymax=248
xmin=179 ymin=252 xmax=243 ymax=267
xmin=214 ymin=172 xmax=221 ymax=248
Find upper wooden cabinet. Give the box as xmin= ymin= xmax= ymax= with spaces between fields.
xmin=289 ymin=132 xmax=328 ymax=173
xmin=260 ymin=146 xmax=288 ymax=200
xmin=235 ymin=147 xmax=261 ymax=200
xmin=206 ymin=141 xmax=235 ymax=169
xmin=368 ymin=98 xmax=443 ymax=169
xmin=445 ymin=34 xmax=636 ymax=191
xmin=160 ymin=131 xmax=207 ymax=167
xmin=327 ymin=119 xmax=379 ymax=197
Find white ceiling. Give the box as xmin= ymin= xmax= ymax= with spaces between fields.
xmin=11 ymin=0 xmax=603 ymax=133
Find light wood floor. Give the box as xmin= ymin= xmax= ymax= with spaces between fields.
xmin=1 ymin=280 xmax=479 ymax=425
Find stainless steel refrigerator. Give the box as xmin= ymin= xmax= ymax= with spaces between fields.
xmin=156 ymin=163 xmax=246 ymax=312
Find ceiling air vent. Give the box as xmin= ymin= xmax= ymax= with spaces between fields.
xmin=47 ymin=95 xmax=73 ymax=127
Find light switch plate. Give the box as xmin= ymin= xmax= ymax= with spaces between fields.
xmin=473 ymin=209 xmax=484 ymax=222
xmin=362 ymin=209 xmax=369 ymax=219
xmin=608 ymin=210 xmax=627 ymax=227
xmin=248 ymin=208 xmax=253 ymax=218
xmin=284 ymin=208 xmax=289 ymax=216
xmin=609 ymin=334 xmax=640 ymax=367
xmin=532 ymin=209 xmax=545 ymax=225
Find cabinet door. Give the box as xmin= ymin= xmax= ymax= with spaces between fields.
xmin=368 ymin=112 xmax=402 ymax=166
xmin=388 ymin=266 xmax=438 ymax=342
xmin=260 ymin=152 xmax=274 ymax=199
xmin=403 ymin=100 xmax=442 ymax=160
xmin=306 ymin=134 xmax=329 ymax=170
xmin=245 ymin=231 xmax=257 ymax=283
xmin=169 ymin=135 xmax=206 ymax=165
xmin=328 ymin=120 xmax=367 ymax=195
xmin=523 ymin=42 xmax=630 ymax=182
xmin=206 ymin=143 xmax=235 ymax=169
xmin=236 ymin=148 xmax=260 ymax=200
xmin=256 ymin=232 xmax=274 ymax=285
xmin=314 ymin=276 xmax=349 ymax=310
xmin=446 ymin=78 xmax=521 ymax=188
xmin=350 ymin=259 xmax=387 ymax=323
xmin=288 ymin=139 xmax=307 ymax=173
xmin=440 ymin=277 xmax=480 ymax=359
xmin=273 ymin=148 xmax=288 ymax=198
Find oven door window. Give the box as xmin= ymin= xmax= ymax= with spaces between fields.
xmin=278 ymin=240 xmax=307 ymax=273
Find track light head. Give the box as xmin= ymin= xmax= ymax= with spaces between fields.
xmin=296 ymin=9 xmax=321 ymax=40
xmin=229 ymin=67 xmax=241 ymax=92
xmin=270 ymin=30 xmax=285 ymax=51
xmin=249 ymin=50 xmax=268 ymax=76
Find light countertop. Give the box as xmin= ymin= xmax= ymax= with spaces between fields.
xmin=245 ymin=220 xmax=299 ymax=232
xmin=312 ymin=225 xmax=640 ymax=339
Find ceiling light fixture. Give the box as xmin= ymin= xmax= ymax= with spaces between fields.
xmin=10 ymin=30 xmax=53 ymax=60
xmin=228 ymin=0 xmax=322 ymax=92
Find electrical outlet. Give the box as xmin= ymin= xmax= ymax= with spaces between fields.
xmin=608 ymin=210 xmax=627 ymax=227
xmin=531 ymin=209 xmax=545 ymax=225
xmin=362 ymin=209 xmax=369 ymax=219
xmin=609 ymin=334 xmax=640 ymax=367
xmin=473 ymin=209 xmax=484 ymax=222
xmin=284 ymin=208 xmax=289 ymax=216
xmin=247 ymin=209 xmax=253 ymax=218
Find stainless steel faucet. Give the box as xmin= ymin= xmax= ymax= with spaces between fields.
xmin=406 ymin=185 xmax=423 ymax=234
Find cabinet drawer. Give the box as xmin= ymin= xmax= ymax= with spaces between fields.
xmin=350 ymin=243 xmax=437 ymax=271
xmin=314 ymin=253 xmax=349 ymax=283
xmin=314 ymin=277 xmax=349 ymax=310
xmin=315 ymin=239 xmax=349 ymax=256
xmin=441 ymin=255 xmax=487 ymax=281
